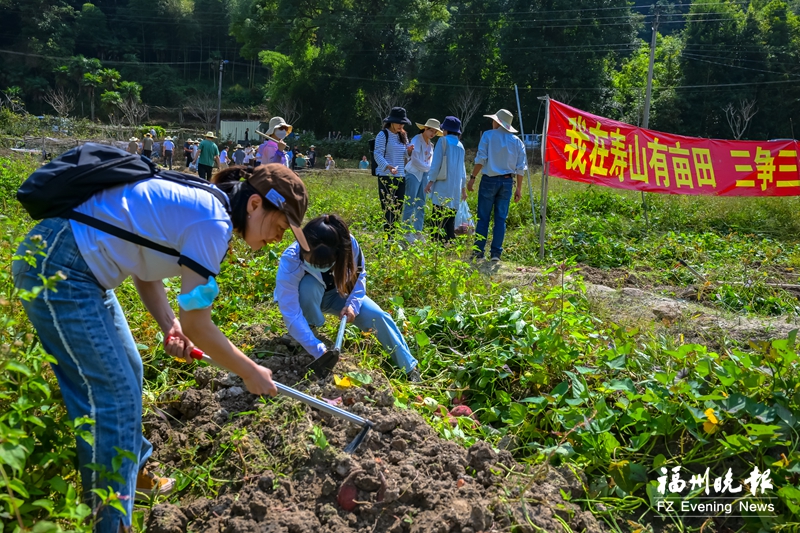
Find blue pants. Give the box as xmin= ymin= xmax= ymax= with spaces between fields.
xmin=298 ymin=275 xmax=417 ymax=373
xmin=474 ymin=175 xmax=513 ymax=258
xmin=402 ymin=172 xmax=428 ymax=233
xmin=13 ymin=218 xmax=151 ymax=533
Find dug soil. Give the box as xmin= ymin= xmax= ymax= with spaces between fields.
xmin=143 ymin=334 xmax=603 ymax=533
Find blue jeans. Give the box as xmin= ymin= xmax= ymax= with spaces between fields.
xmin=298 ymin=275 xmax=417 ymax=373
xmin=13 ymin=218 xmax=151 ymax=533
xmin=402 ymin=172 xmax=428 ymax=233
xmin=474 ymin=175 xmax=513 ymax=258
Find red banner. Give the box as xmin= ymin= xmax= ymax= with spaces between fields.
xmin=545 ymin=100 xmax=800 ymax=196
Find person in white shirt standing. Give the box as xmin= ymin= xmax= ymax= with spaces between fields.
xmin=402 ymin=118 xmax=442 ymax=243
xmin=219 ymin=146 xmax=228 ymax=169
xmin=467 ymin=109 xmax=527 ymax=262
xmin=162 ymin=136 xmax=175 ymax=170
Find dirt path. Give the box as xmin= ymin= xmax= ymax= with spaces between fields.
xmin=144 ymin=336 xmax=602 ymax=533
xmin=479 ymin=261 xmax=799 ymax=349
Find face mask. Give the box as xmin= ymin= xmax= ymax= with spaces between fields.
xmin=305 ymin=261 xmax=334 ymax=274
xmin=274 ymin=129 xmax=288 ymax=140
xmin=177 ymin=276 xmax=219 ymax=311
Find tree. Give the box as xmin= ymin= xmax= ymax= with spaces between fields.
xmin=83 ymin=73 xmax=102 ymax=121
xmin=272 ymin=98 xmax=301 ymax=125
xmin=724 ymin=99 xmax=758 ymax=140
xmin=101 ymin=81 xmax=146 ymax=126
xmin=450 ymin=88 xmax=483 ymax=133
xmin=68 ymin=55 xmax=102 ymax=117
xmin=500 ymin=0 xmax=638 ymax=116
xmin=1 ymin=86 xmax=27 ymax=114
xmin=43 ymin=86 xmax=76 ymax=117
xmin=186 ymin=93 xmax=217 ymax=130
xmin=366 ymin=88 xmax=410 ymax=125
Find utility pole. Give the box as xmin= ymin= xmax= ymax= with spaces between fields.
xmin=216 ymin=59 xmax=228 ymax=137
xmin=640 ymin=7 xmax=660 ymax=227
xmin=642 ymin=8 xmax=659 ymax=129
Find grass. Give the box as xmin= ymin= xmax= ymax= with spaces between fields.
xmin=0 ymin=153 xmax=798 ymax=532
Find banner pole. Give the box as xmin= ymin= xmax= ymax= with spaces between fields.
xmin=640 ymin=9 xmax=659 ymax=228
xmin=537 ymin=95 xmax=551 ymax=260
xmin=514 ymin=84 xmax=537 ymax=229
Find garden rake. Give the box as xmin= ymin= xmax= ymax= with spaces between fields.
xmin=176 ymin=317 xmax=373 ymax=454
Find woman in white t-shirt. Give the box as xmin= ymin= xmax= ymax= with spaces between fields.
xmin=13 ymin=162 xmax=310 ymax=533
xmin=402 ymin=119 xmax=442 ymax=242
xmin=243 ymin=145 xmax=253 ymax=166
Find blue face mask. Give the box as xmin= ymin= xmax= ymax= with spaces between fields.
xmin=305 ymin=262 xmax=334 ymax=274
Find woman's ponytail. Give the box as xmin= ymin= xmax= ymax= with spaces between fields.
xmin=302 ymin=214 xmax=358 ymax=297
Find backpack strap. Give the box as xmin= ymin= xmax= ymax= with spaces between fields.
xmin=65 ymin=173 xmax=231 ymax=258
xmin=67 ymin=210 xmax=180 ymax=256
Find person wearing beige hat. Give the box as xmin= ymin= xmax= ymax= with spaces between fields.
xmin=196 ymin=131 xmax=220 ymax=180
xmin=127 ymin=137 xmax=139 ymax=155
xmin=142 ymin=133 xmax=154 ymax=158
xmin=255 ymin=116 xmax=292 ymax=167
xmin=402 ymin=118 xmax=442 ymax=242
xmin=325 ymin=154 xmax=336 ymax=170
xmin=162 ymin=136 xmax=175 ymax=170
xmin=467 ymin=108 xmax=527 ymax=262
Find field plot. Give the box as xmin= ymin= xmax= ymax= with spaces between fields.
xmin=1 ymin=157 xmax=798 ymax=532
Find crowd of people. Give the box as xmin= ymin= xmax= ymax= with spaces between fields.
xmin=125 ymin=104 xmax=527 ymax=259
xmin=125 ymin=120 xmax=321 ymax=179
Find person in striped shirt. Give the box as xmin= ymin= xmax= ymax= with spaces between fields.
xmin=374 ymin=107 xmax=413 ymax=234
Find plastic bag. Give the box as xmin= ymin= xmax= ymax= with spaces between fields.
xmin=454 ymin=200 xmax=475 ymax=235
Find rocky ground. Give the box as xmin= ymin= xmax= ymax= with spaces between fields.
xmin=143 ymin=336 xmax=602 ymax=533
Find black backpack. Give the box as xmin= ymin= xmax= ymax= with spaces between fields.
xmin=17 ymin=142 xmax=231 ymax=258
xmin=368 ymin=129 xmax=390 ymax=176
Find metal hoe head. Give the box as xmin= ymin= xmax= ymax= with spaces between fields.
xmin=343 ymin=422 xmax=373 ymax=454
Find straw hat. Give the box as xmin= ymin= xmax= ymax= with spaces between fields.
xmin=416 ymin=118 xmax=443 ymax=136
xmin=309 ymin=145 xmax=316 ymax=149
xmin=235 ymin=144 xmax=243 ymax=149
xmin=483 ymin=109 xmax=517 ymax=133
xmin=129 ymin=137 xmax=139 ymax=142
xmin=164 ymin=136 xmax=172 ymax=141
xmin=204 ymin=131 xmax=216 ymax=139
xmin=266 ymin=116 xmax=293 ymax=135
xmin=325 ymin=154 xmax=333 ymax=159
xmin=145 ymin=133 xmax=152 ymax=138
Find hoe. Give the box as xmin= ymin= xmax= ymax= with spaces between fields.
xmin=181 ymin=316 xmax=373 ymax=454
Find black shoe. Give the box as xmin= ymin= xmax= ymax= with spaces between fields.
xmin=407 ymin=369 xmax=422 ymax=383
xmin=306 ymin=349 xmax=340 ymax=379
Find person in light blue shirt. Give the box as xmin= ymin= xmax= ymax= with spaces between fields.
xmin=358 ymin=156 xmax=370 ymax=170
xmin=467 ymin=108 xmax=527 ymax=261
xmin=274 ymin=214 xmax=420 ymax=381
xmin=425 ymin=116 xmax=466 ymax=242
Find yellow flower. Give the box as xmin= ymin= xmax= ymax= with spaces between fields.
xmin=703 ymin=408 xmax=719 ymax=434
xmin=334 ymin=375 xmax=353 ymax=388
